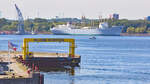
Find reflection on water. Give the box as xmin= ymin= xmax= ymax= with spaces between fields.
xmin=41 ymin=67 xmax=76 ymax=76
xmin=1 ymin=35 xmax=150 ymax=84
xmin=69 ymin=67 xmax=75 ymax=76
xmin=69 ymin=68 xmax=75 ymax=84
xmin=43 ymin=67 xmax=78 ymax=84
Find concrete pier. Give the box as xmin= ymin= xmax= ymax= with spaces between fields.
xmin=0 ymin=51 xmax=80 ymax=71
xmin=0 ymin=72 xmax=44 ymax=84
xmin=0 ymin=51 xmax=44 ymax=84
xmin=0 ymin=50 xmax=80 ymax=84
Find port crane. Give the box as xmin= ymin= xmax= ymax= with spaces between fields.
xmin=22 ymin=38 xmax=75 ymax=60
xmin=15 ymin=4 xmax=25 ymax=35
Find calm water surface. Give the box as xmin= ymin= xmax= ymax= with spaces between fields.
xmin=0 ymin=35 xmax=150 ymax=84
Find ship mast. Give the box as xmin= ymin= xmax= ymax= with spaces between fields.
xmin=99 ymin=15 xmax=103 ymax=23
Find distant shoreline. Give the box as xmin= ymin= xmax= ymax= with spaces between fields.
xmin=121 ymin=33 xmax=150 ymax=36
xmin=1 ymin=32 xmax=150 ymax=36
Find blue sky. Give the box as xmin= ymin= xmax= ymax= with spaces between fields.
xmin=0 ymin=0 xmax=149 ymax=20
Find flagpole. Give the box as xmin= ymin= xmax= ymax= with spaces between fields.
xmin=8 ymin=41 xmax=11 ymax=72
xmin=8 ymin=41 xmax=18 ymax=72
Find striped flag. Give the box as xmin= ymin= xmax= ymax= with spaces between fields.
xmin=8 ymin=41 xmax=18 ymax=51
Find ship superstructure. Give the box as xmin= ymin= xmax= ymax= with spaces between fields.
xmin=51 ymin=22 xmax=123 ymax=36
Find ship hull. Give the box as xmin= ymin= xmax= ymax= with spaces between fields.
xmin=51 ymin=26 xmax=123 ymax=36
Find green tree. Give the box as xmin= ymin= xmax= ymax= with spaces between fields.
xmin=127 ymin=27 xmax=135 ymax=33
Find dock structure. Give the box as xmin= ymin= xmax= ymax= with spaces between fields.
xmin=0 ymin=52 xmax=44 ymax=84
xmin=0 ymin=72 xmax=44 ymax=84
xmin=0 ymin=38 xmax=80 ymax=84
xmin=22 ymin=38 xmax=76 ymax=60
xmin=19 ymin=38 xmax=81 ymax=71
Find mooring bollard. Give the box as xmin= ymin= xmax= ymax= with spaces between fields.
xmin=32 ymin=63 xmax=34 ymax=71
xmin=35 ymin=66 xmax=38 ymax=72
xmin=40 ymin=74 xmax=44 ymax=84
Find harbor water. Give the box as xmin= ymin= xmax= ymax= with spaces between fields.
xmin=0 ymin=35 xmax=150 ymax=84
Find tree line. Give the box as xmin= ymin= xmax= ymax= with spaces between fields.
xmin=0 ymin=18 xmax=150 ymax=33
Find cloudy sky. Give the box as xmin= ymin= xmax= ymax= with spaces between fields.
xmin=0 ymin=0 xmax=149 ymax=19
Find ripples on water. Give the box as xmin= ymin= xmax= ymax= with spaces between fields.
xmin=0 ymin=35 xmax=150 ymax=84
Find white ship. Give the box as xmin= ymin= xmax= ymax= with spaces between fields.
xmin=51 ymin=22 xmax=123 ymax=36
